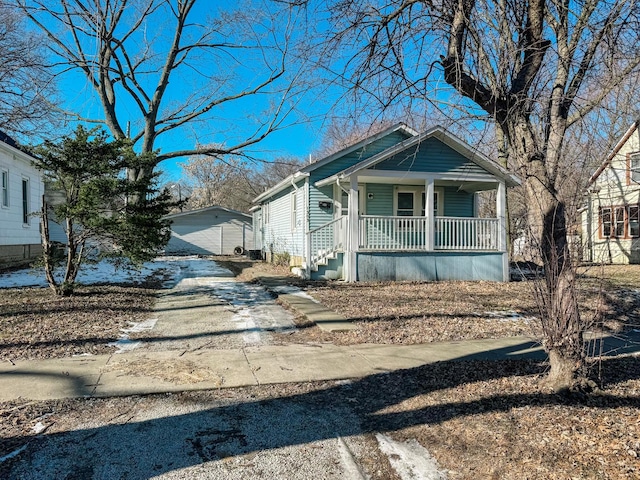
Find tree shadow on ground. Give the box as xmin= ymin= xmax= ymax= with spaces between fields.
xmin=2 ymin=345 xmax=639 ymax=479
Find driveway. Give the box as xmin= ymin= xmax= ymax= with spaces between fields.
xmin=2 ymin=257 xmax=446 ymax=480
xmin=110 ymin=257 xmax=296 ymax=353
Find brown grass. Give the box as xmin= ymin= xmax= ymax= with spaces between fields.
xmin=1 ymin=258 xmax=639 ymax=479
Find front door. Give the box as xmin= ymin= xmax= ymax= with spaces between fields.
xmin=333 ymin=184 xmax=365 ymax=249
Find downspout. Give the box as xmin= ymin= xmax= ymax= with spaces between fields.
xmin=290 ymin=177 xmax=302 ymax=273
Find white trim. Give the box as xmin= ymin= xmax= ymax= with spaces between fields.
xmin=290 ymin=191 xmax=298 ymax=232
xmin=392 ymin=185 xmax=443 ymax=216
xmin=318 ymin=169 xmax=504 ymax=186
xmin=346 ymin=175 xmax=359 ymax=282
xmin=164 ymin=205 xmax=251 ymax=220
xmin=252 ymin=171 xmax=309 ymax=204
xmin=1 ymin=167 xmax=8 ymax=208
xmin=21 ymin=176 xmax=30 ymax=226
xmin=314 ymin=126 xmax=520 ymax=188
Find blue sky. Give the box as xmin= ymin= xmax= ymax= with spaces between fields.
xmin=38 ymin=0 xmax=337 ymax=182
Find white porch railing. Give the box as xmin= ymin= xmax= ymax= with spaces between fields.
xmin=358 ymin=216 xmax=427 ymax=250
xmin=435 ymin=216 xmax=499 ymax=250
xmin=309 ymin=216 xmax=346 ymax=268
xmin=358 ymin=215 xmax=500 ymax=251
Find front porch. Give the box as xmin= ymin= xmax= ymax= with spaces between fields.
xmin=308 ymin=213 xmax=508 ymax=282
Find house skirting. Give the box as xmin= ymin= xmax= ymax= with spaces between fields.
xmin=356 ymin=251 xmax=508 ymax=282
xmin=0 ymin=244 xmax=43 ymax=269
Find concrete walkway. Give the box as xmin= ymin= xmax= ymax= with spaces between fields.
xmin=2 ymin=271 xmax=638 ymax=403
xmin=0 ymin=336 xmax=546 ymax=401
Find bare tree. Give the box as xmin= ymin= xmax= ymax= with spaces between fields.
xmin=0 ymin=3 xmax=59 ymax=136
xmin=180 ymin=153 xmax=303 ymax=212
xmin=14 ymin=0 xmax=309 ymax=183
xmin=322 ymin=0 xmax=640 ymax=390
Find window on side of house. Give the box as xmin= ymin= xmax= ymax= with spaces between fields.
xmin=601 ymin=207 xmax=612 ymax=237
xmin=21 ymin=177 xmax=29 ymax=225
xmin=1 ymin=169 xmax=8 ymax=208
xmin=600 ymin=205 xmax=640 ymax=238
xmin=631 ymin=153 xmax=640 ymax=183
xmin=629 ymin=205 xmax=640 ymax=237
xmin=615 ymin=206 xmax=626 ymax=237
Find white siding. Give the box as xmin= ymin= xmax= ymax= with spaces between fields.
xmin=165 ymin=207 xmax=253 ymax=255
xmin=262 ymin=180 xmax=306 ymax=261
xmin=584 ymin=126 xmax=640 ymax=263
xmin=0 ymin=144 xmax=43 ymax=247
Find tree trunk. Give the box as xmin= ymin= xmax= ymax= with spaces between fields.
xmin=524 ymin=153 xmax=585 ymax=390
xmin=40 ymin=196 xmax=60 ymax=295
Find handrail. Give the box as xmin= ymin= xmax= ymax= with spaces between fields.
xmin=309 ymin=216 xmax=346 ymax=268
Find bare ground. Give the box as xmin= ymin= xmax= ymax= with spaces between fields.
xmin=1 ymin=258 xmax=640 ymax=478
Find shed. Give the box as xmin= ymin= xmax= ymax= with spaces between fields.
xmin=164 ymin=206 xmax=253 ymax=255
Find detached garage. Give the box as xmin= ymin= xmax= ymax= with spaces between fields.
xmin=164 ymin=206 xmax=253 ymax=255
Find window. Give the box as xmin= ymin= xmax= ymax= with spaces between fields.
xmin=395 ymin=189 xmax=441 ymax=216
xmin=396 ymin=192 xmax=414 ymax=216
xmin=600 ymin=205 xmax=640 ymax=238
xmin=631 ymin=153 xmax=640 ymax=183
xmin=1 ymin=170 xmax=8 ymax=208
xmin=601 ymin=207 xmax=612 ymax=237
xmin=630 ymin=206 xmax=640 ymax=237
xmin=615 ymin=206 xmax=625 ymax=237
xmin=21 ymin=178 xmax=29 ymax=225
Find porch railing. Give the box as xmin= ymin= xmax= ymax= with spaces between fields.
xmin=359 ymin=216 xmax=427 ymax=250
xmin=359 ymin=215 xmax=500 ymax=251
xmin=309 ymin=216 xmax=346 ymax=268
xmin=435 ymin=216 xmax=499 ymax=250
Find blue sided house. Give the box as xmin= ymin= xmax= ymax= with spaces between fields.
xmin=252 ymin=123 xmax=520 ymax=282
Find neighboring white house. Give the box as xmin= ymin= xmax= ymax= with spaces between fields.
xmin=0 ymin=131 xmax=44 ymax=268
xmin=253 ymin=123 xmax=520 ymax=282
xmin=164 ymin=205 xmax=253 ymax=255
xmin=582 ymin=121 xmax=640 ymax=264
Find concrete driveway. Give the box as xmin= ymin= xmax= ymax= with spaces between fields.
xmin=2 ymin=257 xmax=445 ymax=479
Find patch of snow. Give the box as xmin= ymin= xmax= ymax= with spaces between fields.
xmin=31 ymin=422 xmax=47 ymax=434
xmin=481 ymin=310 xmax=537 ymax=323
xmin=0 ymin=444 xmax=28 ymax=463
xmin=0 ymin=255 xmax=231 ymax=289
xmin=109 ymin=318 xmax=158 ymax=353
xmin=376 ymin=433 xmax=447 ymax=480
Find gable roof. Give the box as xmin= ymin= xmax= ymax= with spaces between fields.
xmin=253 ymin=123 xmax=417 ymax=203
xmin=164 ymin=205 xmax=251 ymax=220
xmin=0 ymin=130 xmax=37 ymax=162
xmin=588 ymin=121 xmax=639 ymax=185
xmin=315 ymin=126 xmax=520 ymax=188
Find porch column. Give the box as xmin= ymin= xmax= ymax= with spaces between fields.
xmin=497 ymin=180 xmax=509 ymax=281
xmin=425 ymin=177 xmax=435 ymax=251
xmin=346 ymin=175 xmax=359 ymax=282
xmin=496 ymin=180 xmax=507 ymax=251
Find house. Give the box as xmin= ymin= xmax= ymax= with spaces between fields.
xmin=164 ymin=205 xmax=253 ymax=255
xmin=0 ymin=132 xmax=44 ymax=268
xmin=582 ymin=120 xmax=640 ymax=264
xmin=252 ymin=123 xmax=520 ymax=282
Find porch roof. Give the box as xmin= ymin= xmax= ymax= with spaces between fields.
xmin=314 ymin=126 xmax=521 ymax=189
